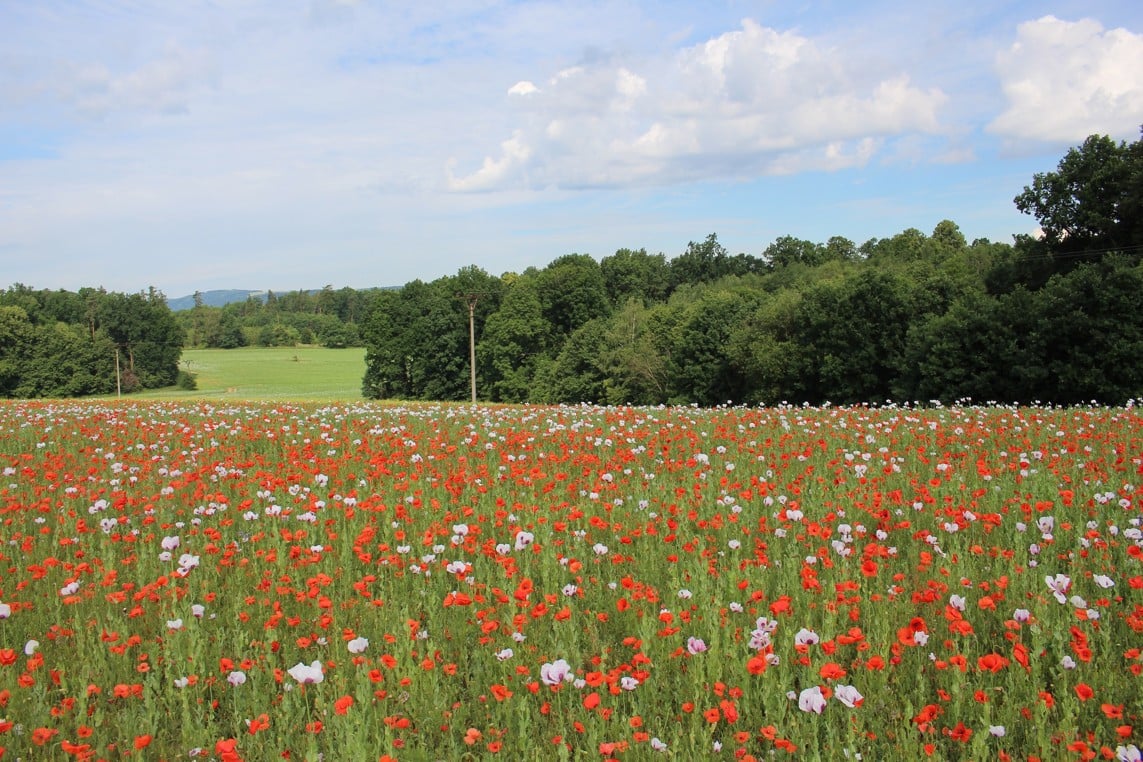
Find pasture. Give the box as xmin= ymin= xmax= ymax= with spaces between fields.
xmin=139 ymin=347 xmax=366 ymax=401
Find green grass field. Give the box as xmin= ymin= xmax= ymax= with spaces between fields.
xmin=135 ymin=346 xmax=367 ymax=401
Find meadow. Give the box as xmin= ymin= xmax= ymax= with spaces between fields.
xmin=137 ymin=347 xmax=367 ymax=402
xmin=0 ymin=399 xmax=1140 ymax=761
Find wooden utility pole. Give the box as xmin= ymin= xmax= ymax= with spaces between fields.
xmin=461 ymin=293 xmax=480 ymax=403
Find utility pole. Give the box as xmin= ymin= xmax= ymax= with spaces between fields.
xmin=462 ymin=293 xmax=479 ymax=403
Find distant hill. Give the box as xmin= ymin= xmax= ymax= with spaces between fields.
xmin=167 ymin=290 xmax=267 ymax=311
xmin=168 ymin=286 xmax=398 ymax=311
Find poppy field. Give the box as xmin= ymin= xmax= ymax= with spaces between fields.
xmin=0 ymin=400 xmax=1141 ymax=761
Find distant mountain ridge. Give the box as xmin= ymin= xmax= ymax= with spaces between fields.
xmin=168 ymin=287 xmax=397 ymax=311
xmin=167 ymin=290 xmax=268 ymax=311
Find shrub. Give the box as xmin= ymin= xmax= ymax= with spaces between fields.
xmin=176 ymin=370 xmax=197 ymax=390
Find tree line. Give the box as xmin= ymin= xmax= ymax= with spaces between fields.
xmin=0 ymin=287 xmax=184 ymax=397
xmin=0 ymin=284 xmax=382 ymax=398
xmin=2 ymin=129 xmax=1140 ymax=404
xmin=176 ymin=286 xmax=379 ymax=350
xmin=361 ymin=129 xmax=1143 ymax=406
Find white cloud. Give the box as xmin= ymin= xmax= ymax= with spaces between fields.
xmin=989 ymin=15 xmax=1143 ymax=142
xmin=767 ymin=138 xmax=882 ymax=175
xmin=446 ymin=131 xmax=532 ymax=191
xmin=508 ymin=81 xmax=539 ymax=96
xmin=3 ymin=1 xmax=1138 ymax=295
xmin=66 ymin=43 xmax=212 ymax=117
xmin=615 ymin=68 xmax=645 ymax=100
xmin=446 ymin=18 xmax=948 ymax=191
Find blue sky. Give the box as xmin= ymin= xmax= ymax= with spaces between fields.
xmin=2 ymin=0 xmax=1142 ymax=297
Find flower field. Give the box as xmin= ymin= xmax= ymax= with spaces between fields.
xmin=0 ymin=400 xmax=1141 ymax=761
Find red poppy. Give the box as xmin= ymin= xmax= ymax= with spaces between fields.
xmin=820 ymin=662 xmax=847 ymax=680
xmin=1101 ymin=703 xmax=1124 ymax=719
xmin=977 ymin=653 xmax=1009 ymax=673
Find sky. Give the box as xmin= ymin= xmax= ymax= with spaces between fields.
xmin=2 ymin=1 xmax=1142 ymax=298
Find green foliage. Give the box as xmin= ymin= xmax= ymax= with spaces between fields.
xmin=257 ymin=323 xmax=301 ymax=347
xmin=534 ymin=318 xmax=609 ymax=403
xmin=318 ymin=320 xmax=359 ymax=348
xmin=361 ymin=267 xmax=502 ymax=401
xmin=796 ymin=270 xmax=915 ymax=403
xmin=1015 ymin=131 xmax=1142 ymax=252
xmin=535 ymin=253 xmax=611 ymax=336
xmin=1 ymin=401 xmax=1138 ymax=758
xmin=351 ymin=130 xmax=1143 ymax=406
xmin=1005 ymin=127 xmax=1143 ymax=289
xmin=215 ymin=312 xmax=248 ymax=348
xmin=0 ymin=287 xmax=179 ymax=398
xmin=598 ymin=299 xmax=672 ymax=405
xmin=762 ymin=235 xmax=830 ymax=269
xmin=898 ymin=291 xmax=1007 ymax=403
xmin=477 ymin=278 xmax=553 ymax=402
xmin=176 ymin=369 xmax=198 ymax=390
xmin=1036 ymin=257 xmax=1143 ymax=403
xmin=670 ymin=233 xmax=764 ymax=288
xmin=177 ymin=287 xmax=377 ymax=351
xmin=599 ymin=248 xmax=671 ymax=305
xmin=727 ymin=289 xmax=807 ymax=404
xmin=664 ymin=288 xmax=756 ymax=405
xmin=0 ymin=305 xmax=34 ymax=396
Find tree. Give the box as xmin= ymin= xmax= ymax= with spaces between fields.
xmin=535 ymin=254 xmax=611 ymax=337
xmin=1036 ymin=257 xmax=1143 ymax=403
xmin=796 ymin=270 xmax=914 ymax=403
xmin=665 ymin=288 xmax=755 ymax=405
xmin=761 ymin=236 xmax=826 ymax=270
xmin=823 ymin=235 xmax=860 ymax=263
xmin=898 ymin=291 xmax=1007 ymax=403
xmin=0 ymin=306 xmax=35 ymax=397
xmin=931 ymin=219 xmax=967 ymax=254
xmin=318 ymin=320 xmax=359 ymax=349
xmin=865 ymin=228 xmax=933 ymax=263
xmin=728 ymin=289 xmax=808 ymax=404
xmin=669 ymin=233 xmax=762 ymax=288
xmin=214 ymin=312 xmax=247 ymax=349
xmin=452 ymin=265 xmax=504 ymax=402
xmin=534 ymin=318 xmax=609 ymax=403
xmin=1005 ymin=128 xmax=1143 ymax=289
xmin=257 ymin=323 xmax=301 ymax=347
xmin=1015 ymin=130 xmax=1143 ymax=253
xmin=942 ymin=237 xmax=1010 ymax=291
xmin=477 ymin=278 xmax=554 ymax=402
xmin=24 ymin=323 xmax=116 ymax=397
xmin=360 ymin=268 xmax=501 ymax=401
xmin=600 ymin=248 xmax=671 ymax=305
xmin=598 ymin=299 xmax=671 ymax=405
xmin=94 ymin=290 xmax=183 ymax=388
xmin=0 ymin=306 xmax=116 ymax=398
xmin=361 ymin=290 xmax=410 ymax=399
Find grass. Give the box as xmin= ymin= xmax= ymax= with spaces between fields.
xmin=0 ymin=401 xmax=1139 ymax=761
xmin=134 ymin=346 xmax=367 ymax=401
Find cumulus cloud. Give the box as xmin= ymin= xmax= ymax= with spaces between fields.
xmin=447 ymin=18 xmax=948 ymax=191
xmin=10 ymin=2 xmax=1134 ymax=294
xmin=508 ymin=80 xmax=540 ymax=96
xmin=446 ymin=131 xmax=532 ymax=191
xmin=989 ymin=16 xmax=1143 ymax=143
